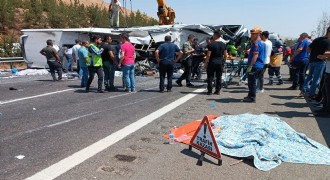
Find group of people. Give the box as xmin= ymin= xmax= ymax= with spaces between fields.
xmin=40 ymin=33 xmax=136 ymax=93
xmin=154 ymin=26 xmax=330 ymax=117
xmin=40 ymin=25 xmax=330 ymax=117
xmin=286 ymin=27 xmax=330 ymax=117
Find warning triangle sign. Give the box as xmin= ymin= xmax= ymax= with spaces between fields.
xmin=190 ymin=116 xmax=221 ymax=159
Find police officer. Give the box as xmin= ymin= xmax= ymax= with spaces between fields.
xmin=176 ymin=34 xmax=195 ymax=87
xmin=86 ymin=35 xmax=105 ymax=93
xmin=155 ymin=35 xmax=183 ymax=92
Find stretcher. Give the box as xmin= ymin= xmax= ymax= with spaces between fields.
xmin=222 ymin=58 xmax=248 ymax=88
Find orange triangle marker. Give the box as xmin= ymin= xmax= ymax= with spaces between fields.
xmin=190 ymin=116 xmax=221 ymax=159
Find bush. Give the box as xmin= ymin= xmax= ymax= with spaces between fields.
xmin=0 ymin=35 xmax=22 ymax=57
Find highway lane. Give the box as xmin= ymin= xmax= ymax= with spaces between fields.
xmin=1 ymin=67 xmax=330 ymax=180
xmin=0 ymin=75 xmax=204 ymax=179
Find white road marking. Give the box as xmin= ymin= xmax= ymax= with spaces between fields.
xmin=26 ymin=88 xmax=205 ymax=180
xmin=2 ymin=94 xmax=161 ymax=141
xmin=0 ymin=87 xmax=158 ymax=106
xmin=0 ymin=89 xmax=75 ymax=105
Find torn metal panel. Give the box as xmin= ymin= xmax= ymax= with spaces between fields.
xmin=20 ymin=24 xmax=248 ymax=68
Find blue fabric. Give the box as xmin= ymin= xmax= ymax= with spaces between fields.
xmin=122 ymin=64 xmax=135 ymax=91
xmin=247 ymin=68 xmax=263 ymax=99
xmin=157 ymin=42 xmax=180 ymax=64
xmin=293 ymin=39 xmax=310 ymax=62
xmin=292 ymin=60 xmax=308 ymax=90
xmin=65 ymin=54 xmax=73 ymax=71
xmin=80 ymin=66 xmax=88 ymax=87
xmin=301 ymin=61 xmax=326 ymax=96
xmin=248 ymin=40 xmax=266 ymax=69
xmin=212 ymin=114 xmax=330 ymax=171
xmin=78 ymin=47 xmax=88 ymax=68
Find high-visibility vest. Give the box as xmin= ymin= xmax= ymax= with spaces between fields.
xmin=87 ymin=43 xmax=103 ymax=67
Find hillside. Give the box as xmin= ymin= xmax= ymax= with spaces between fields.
xmin=0 ymin=0 xmax=158 ymax=57
xmin=0 ymin=0 xmax=156 ymax=34
xmin=62 ymin=0 xmax=134 ymax=15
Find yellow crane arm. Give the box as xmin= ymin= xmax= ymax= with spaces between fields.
xmin=157 ymin=0 xmax=175 ymax=25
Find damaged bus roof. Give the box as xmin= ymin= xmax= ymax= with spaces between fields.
xmin=20 ymin=24 xmax=248 ymax=68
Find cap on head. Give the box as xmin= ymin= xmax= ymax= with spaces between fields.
xmin=214 ymin=29 xmax=223 ymax=36
xmin=261 ymin=31 xmax=269 ymax=36
xmin=300 ymin=32 xmax=309 ymax=37
xmin=188 ymin=34 xmax=195 ymax=40
xmin=250 ymin=27 xmax=262 ymax=34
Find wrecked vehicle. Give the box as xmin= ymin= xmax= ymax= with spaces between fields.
xmin=20 ymin=24 xmax=248 ymax=74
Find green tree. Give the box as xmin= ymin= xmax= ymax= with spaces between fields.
xmin=0 ymin=35 xmax=21 ymax=57
xmin=24 ymin=0 xmax=44 ymax=27
xmin=135 ymin=10 xmax=144 ymax=26
xmin=0 ymin=0 xmax=15 ymax=30
xmin=312 ymin=11 xmax=330 ymax=38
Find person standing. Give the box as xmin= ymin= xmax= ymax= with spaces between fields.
xmin=315 ymin=49 xmax=330 ymax=117
xmin=300 ymin=30 xmax=330 ymax=100
xmin=287 ymin=33 xmax=311 ymax=90
xmin=72 ymin=39 xmax=82 ymax=74
xmin=176 ymin=34 xmax=195 ymax=87
xmin=40 ymin=39 xmax=63 ymax=81
xmin=101 ymin=35 xmax=117 ymax=91
xmin=109 ymin=0 xmax=124 ymax=28
xmin=65 ymin=47 xmax=74 ymax=72
xmin=191 ymin=38 xmax=205 ymax=80
xmin=58 ymin=46 xmax=68 ymax=72
xmin=118 ymin=33 xmax=136 ymax=92
xmin=86 ymin=35 xmax=104 ymax=93
xmin=258 ymin=31 xmax=272 ymax=92
xmin=78 ymin=41 xmax=90 ymax=88
xmin=204 ymin=30 xmax=227 ymax=95
xmin=243 ymin=27 xmax=266 ymax=103
xmin=155 ymin=35 xmax=183 ymax=92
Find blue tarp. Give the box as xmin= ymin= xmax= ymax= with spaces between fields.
xmin=212 ymin=114 xmax=330 ymax=171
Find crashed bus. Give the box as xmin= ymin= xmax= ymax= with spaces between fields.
xmin=19 ymin=24 xmax=249 ymax=71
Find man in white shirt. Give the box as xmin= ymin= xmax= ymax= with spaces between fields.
xmin=257 ymin=31 xmax=272 ymax=92
xmin=72 ymin=39 xmax=81 ymax=74
xmin=65 ymin=47 xmax=73 ymax=72
xmin=109 ymin=0 xmax=124 ymax=28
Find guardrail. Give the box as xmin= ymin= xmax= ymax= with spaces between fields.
xmin=0 ymin=57 xmax=24 ymax=62
xmin=0 ymin=57 xmax=26 ymax=70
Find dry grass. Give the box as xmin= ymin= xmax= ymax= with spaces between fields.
xmin=62 ymin=0 xmax=135 ymax=15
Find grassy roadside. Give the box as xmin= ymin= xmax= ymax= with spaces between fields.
xmin=0 ymin=61 xmax=27 ymax=71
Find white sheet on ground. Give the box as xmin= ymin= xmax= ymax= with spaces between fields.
xmin=212 ymin=114 xmax=330 ymax=171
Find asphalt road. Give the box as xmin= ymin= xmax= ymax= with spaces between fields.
xmin=1 ymin=67 xmax=330 ymax=180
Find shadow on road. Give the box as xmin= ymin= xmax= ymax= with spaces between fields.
xmin=305 ymin=100 xmax=330 ymax=147
xmin=68 ymin=85 xmax=81 ymax=88
xmin=222 ymin=90 xmax=246 ymax=94
xmin=224 ymin=86 xmax=247 ymax=90
xmin=264 ymin=111 xmax=314 ymax=118
xmin=140 ymin=89 xmax=160 ymax=93
xmin=208 ymin=98 xmax=242 ymax=103
xmin=74 ymin=89 xmax=87 ymax=93
xmin=269 ymin=95 xmax=298 ymax=100
xmin=35 ymin=79 xmax=54 ymax=82
xmin=314 ymin=117 xmax=330 ymax=147
xmin=180 ymin=149 xmax=218 ymax=166
xmin=272 ymin=102 xmax=309 ymax=108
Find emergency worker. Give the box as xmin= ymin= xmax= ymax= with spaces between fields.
xmin=86 ymin=35 xmax=104 ymax=93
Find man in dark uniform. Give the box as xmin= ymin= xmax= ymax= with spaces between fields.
xmin=155 ymin=35 xmax=183 ymax=92
xmin=176 ymin=34 xmax=195 ymax=87
xmin=101 ymin=35 xmax=117 ymax=91
xmin=40 ymin=39 xmax=63 ymax=81
xmin=204 ymin=30 xmax=227 ymax=95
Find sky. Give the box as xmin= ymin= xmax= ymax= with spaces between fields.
xmin=106 ymin=0 xmax=330 ymax=39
